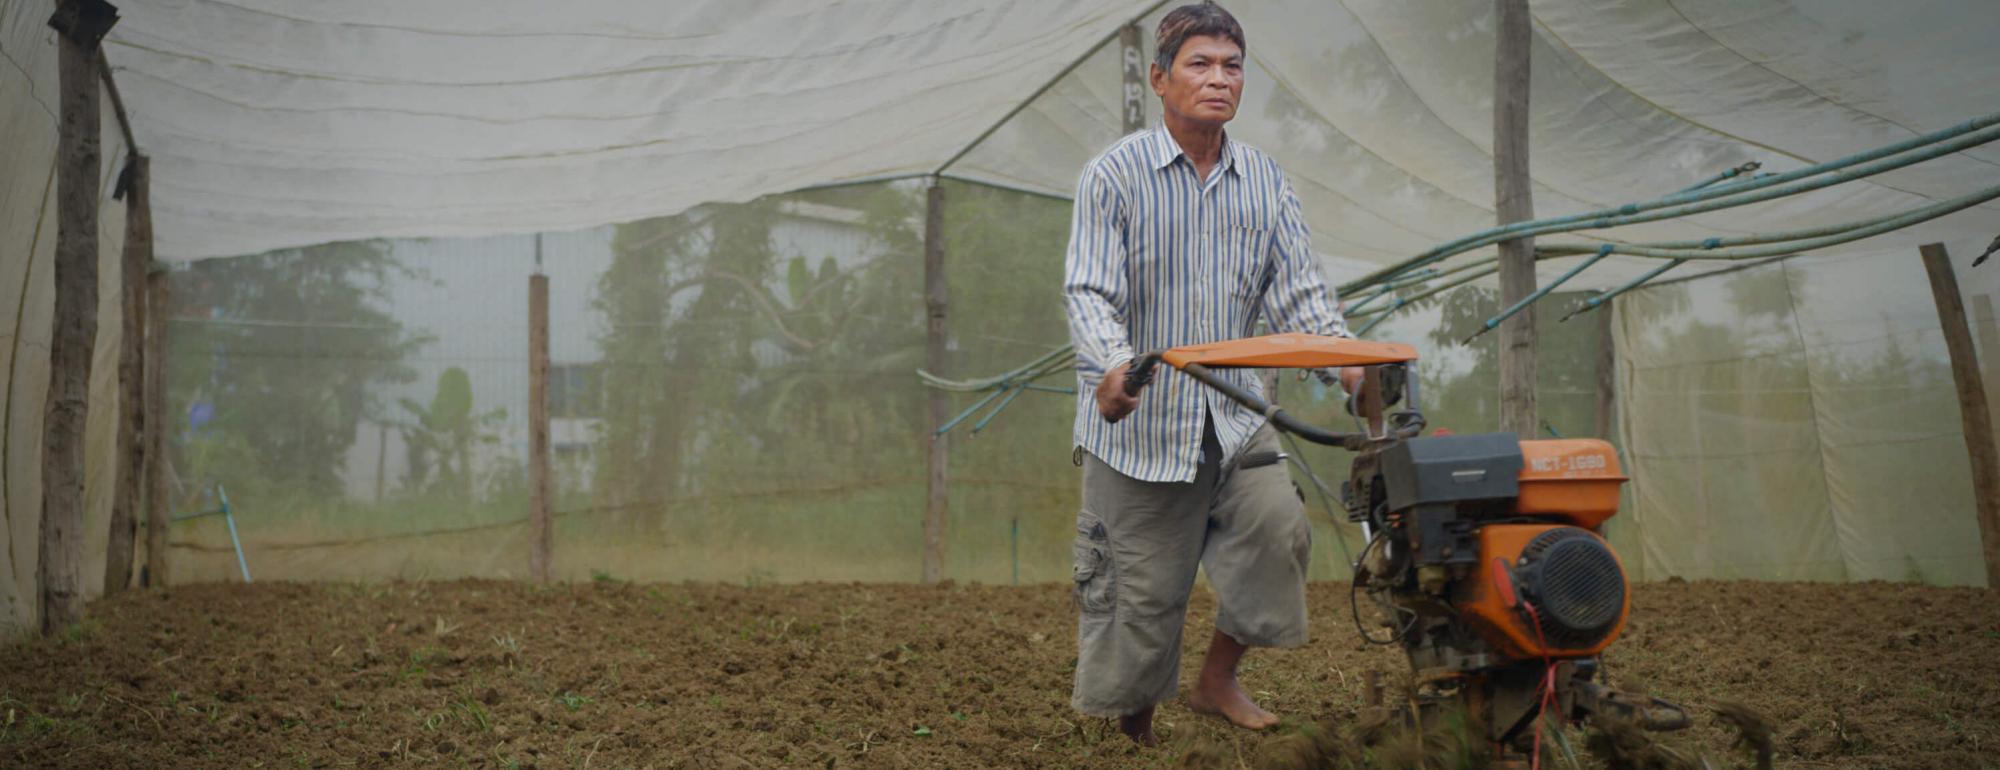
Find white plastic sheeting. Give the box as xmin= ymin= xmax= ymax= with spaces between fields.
xmin=95 ymin=0 xmax=1159 ymax=259
xmin=1 ymin=0 xmax=135 ymax=626
xmin=953 ymin=0 xmax=2000 ymax=287
xmin=38 ymin=0 xmax=2000 ymax=271
xmin=4 ymin=0 xmax=2000 ymax=632
xmin=1612 ymin=238 xmax=2000 ymax=586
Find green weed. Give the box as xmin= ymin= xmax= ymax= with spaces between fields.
xmin=452 ymin=698 xmax=492 ymax=732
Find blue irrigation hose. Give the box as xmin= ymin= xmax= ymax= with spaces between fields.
xmin=1010 ymin=517 xmax=1019 ymax=586
xmin=1539 ymin=182 xmax=2000 ymax=320
xmin=1378 ymin=120 xmax=2000 ymax=283
xmin=1675 ymin=161 xmax=1761 ymax=194
xmin=972 ymin=382 xmax=1031 ymax=433
xmin=1465 ymin=244 xmax=1616 ymax=343
xmin=1351 ymin=265 xmax=1504 ymax=337
xmin=1359 ymin=177 xmax=1995 ymax=337
xmin=1544 ymin=181 xmax=2000 ymax=262
xmin=1351 ymin=309 xmax=1396 ymax=338
xmin=1349 ymin=186 xmax=1964 ymax=337
xmin=172 ymin=485 xmax=252 ymax=582
xmin=1347 ymin=110 xmax=2000 ymax=290
xmin=936 ymin=386 xmax=1011 ymax=435
xmin=222 ymin=496 xmax=251 ymax=583
xmin=1387 ymin=114 xmax=2000 ymax=280
xmin=1345 ymin=268 xmax=1440 ymax=314
xmin=1560 ymin=258 xmax=1687 ymax=322
xmin=1494 ymin=182 xmax=2000 ymax=328
xmin=1611 ymin=209 xmax=1906 ymax=251
xmin=1349 ymin=258 xmax=1515 ymax=327
xmin=1351 ymin=264 xmax=1503 ymax=321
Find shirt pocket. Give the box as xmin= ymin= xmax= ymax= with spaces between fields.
xmin=1217 ymin=224 xmax=1274 ymax=299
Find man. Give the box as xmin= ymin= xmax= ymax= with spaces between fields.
xmin=1062 ymin=2 xmax=1359 ymax=746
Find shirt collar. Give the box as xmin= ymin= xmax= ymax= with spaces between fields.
xmin=1147 ymin=124 xmax=1241 ymax=178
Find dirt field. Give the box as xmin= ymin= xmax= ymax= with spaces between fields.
xmin=2 ymin=578 xmax=1996 ymax=769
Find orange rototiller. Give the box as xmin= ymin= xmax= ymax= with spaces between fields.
xmin=1123 ymin=332 xmax=1689 ymax=760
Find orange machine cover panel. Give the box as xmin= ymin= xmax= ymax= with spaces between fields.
xmin=1514 ymin=439 xmax=1628 ymax=528
xmin=1160 ymin=333 xmax=1419 ymax=370
xmin=1456 ymin=524 xmax=1629 ymax=661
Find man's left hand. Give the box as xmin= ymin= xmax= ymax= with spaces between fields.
xmin=1337 ymin=366 xmax=1362 ymax=397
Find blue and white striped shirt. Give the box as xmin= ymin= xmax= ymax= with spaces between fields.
xmin=1064 ymin=125 xmax=1350 ymax=483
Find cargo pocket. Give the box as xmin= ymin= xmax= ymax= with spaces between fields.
xmin=1291 ymin=515 xmax=1314 ymax=573
xmin=1072 ymin=511 xmax=1116 ymax=617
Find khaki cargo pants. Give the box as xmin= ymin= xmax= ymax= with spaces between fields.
xmin=1070 ymin=421 xmax=1313 ymax=717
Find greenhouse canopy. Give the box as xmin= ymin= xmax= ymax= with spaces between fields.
xmin=4 ymin=0 xmax=2000 ymax=632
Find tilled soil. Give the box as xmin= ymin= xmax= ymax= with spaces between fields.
xmin=1 ymin=579 xmax=1995 ymax=769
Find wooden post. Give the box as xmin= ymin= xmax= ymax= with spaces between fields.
xmin=374 ymin=422 xmax=388 ymax=503
xmin=1918 ymin=243 xmax=2000 ymax=589
xmin=40 ymin=0 xmax=118 ymax=635
xmin=922 ymin=181 xmax=948 ymax=584
xmin=1975 ymin=295 xmax=1999 ymax=412
xmin=1493 ymin=0 xmax=1537 ymax=438
xmin=528 ymin=267 xmax=552 ymax=584
xmin=103 ymin=45 xmax=147 ymax=593
xmin=1119 ymin=23 xmax=1145 ymax=134
xmin=142 ymin=266 xmax=168 ymax=588
xmin=104 ymin=152 xmax=147 ymax=596
xmin=1974 ymin=295 xmax=1999 ymax=356
xmin=1595 ymin=299 xmax=1615 ymax=440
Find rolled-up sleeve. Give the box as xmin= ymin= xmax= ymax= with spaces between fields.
xmin=1064 ymin=165 xmax=1135 ymax=381
xmin=1261 ymin=177 xmax=1350 ymax=340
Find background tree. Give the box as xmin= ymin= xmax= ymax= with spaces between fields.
xmin=398 ymin=366 xmax=507 ymax=499
xmin=166 ymin=240 xmax=427 ymax=505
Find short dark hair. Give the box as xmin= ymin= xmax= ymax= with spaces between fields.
xmin=1154 ymin=3 xmax=1245 ymax=72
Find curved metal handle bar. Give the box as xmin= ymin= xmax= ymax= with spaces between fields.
xmin=1121 ymin=352 xmax=1419 ymax=449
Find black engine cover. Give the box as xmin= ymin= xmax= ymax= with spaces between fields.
xmin=1378 ymin=433 xmax=1523 ymax=510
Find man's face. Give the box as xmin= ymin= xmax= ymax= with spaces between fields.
xmin=1151 ymin=34 xmax=1244 ymax=127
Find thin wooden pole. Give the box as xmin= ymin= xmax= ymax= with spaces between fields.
xmin=1918 ymin=243 xmax=2000 ymax=589
xmin=1493 ymin=0 xmax=1537 ymax=438
xmin=528 ymin=263 xmax=552 ymax=584
xmin=1119 ymin=23 xmax=1145 ymax=134
xmin=922 ymin=181 xmax=948 ymax=584
xmin=1975 ymin=295 xmax=1999 ymax=410
xmin=95 ymin=49 xmax=135 ymax=154
xmin=1595 ymin=298 xmax=1615 ymax=440
xmin=374 ymin=422 xmax=388 ymax=503
xmin=142 ymin=266 xmax=168 ymax=588
xmin=104 ymin=152 xmax=147 ymax=596
xmin=41 ymin=0 xmax=119 ymax=635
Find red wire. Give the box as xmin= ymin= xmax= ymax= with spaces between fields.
xmin=1520 ymin=601 xmax=1560 ymax=770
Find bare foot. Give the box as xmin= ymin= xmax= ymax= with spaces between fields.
xmin=1119 ymin=705 xmax=1159 ymax=747
xmin=1188 ymin=673 xmax=1280 ymax=731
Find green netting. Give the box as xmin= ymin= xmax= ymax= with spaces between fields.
xmin=1613 ymin=245 xmax=1998 ymax=586
xmin=147 ymin=178 xmax=1623 ymax=588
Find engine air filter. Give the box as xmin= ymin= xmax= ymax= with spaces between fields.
xmin=1517 ymin=528 xmax=1626 ymax=648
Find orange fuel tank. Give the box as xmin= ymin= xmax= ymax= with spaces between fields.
xmin=1514 ymin=439 xmax=1627 ymax=529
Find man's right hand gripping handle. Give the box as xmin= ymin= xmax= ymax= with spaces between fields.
xmin=1098 ymin=354 xmax=1161 ymax=424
